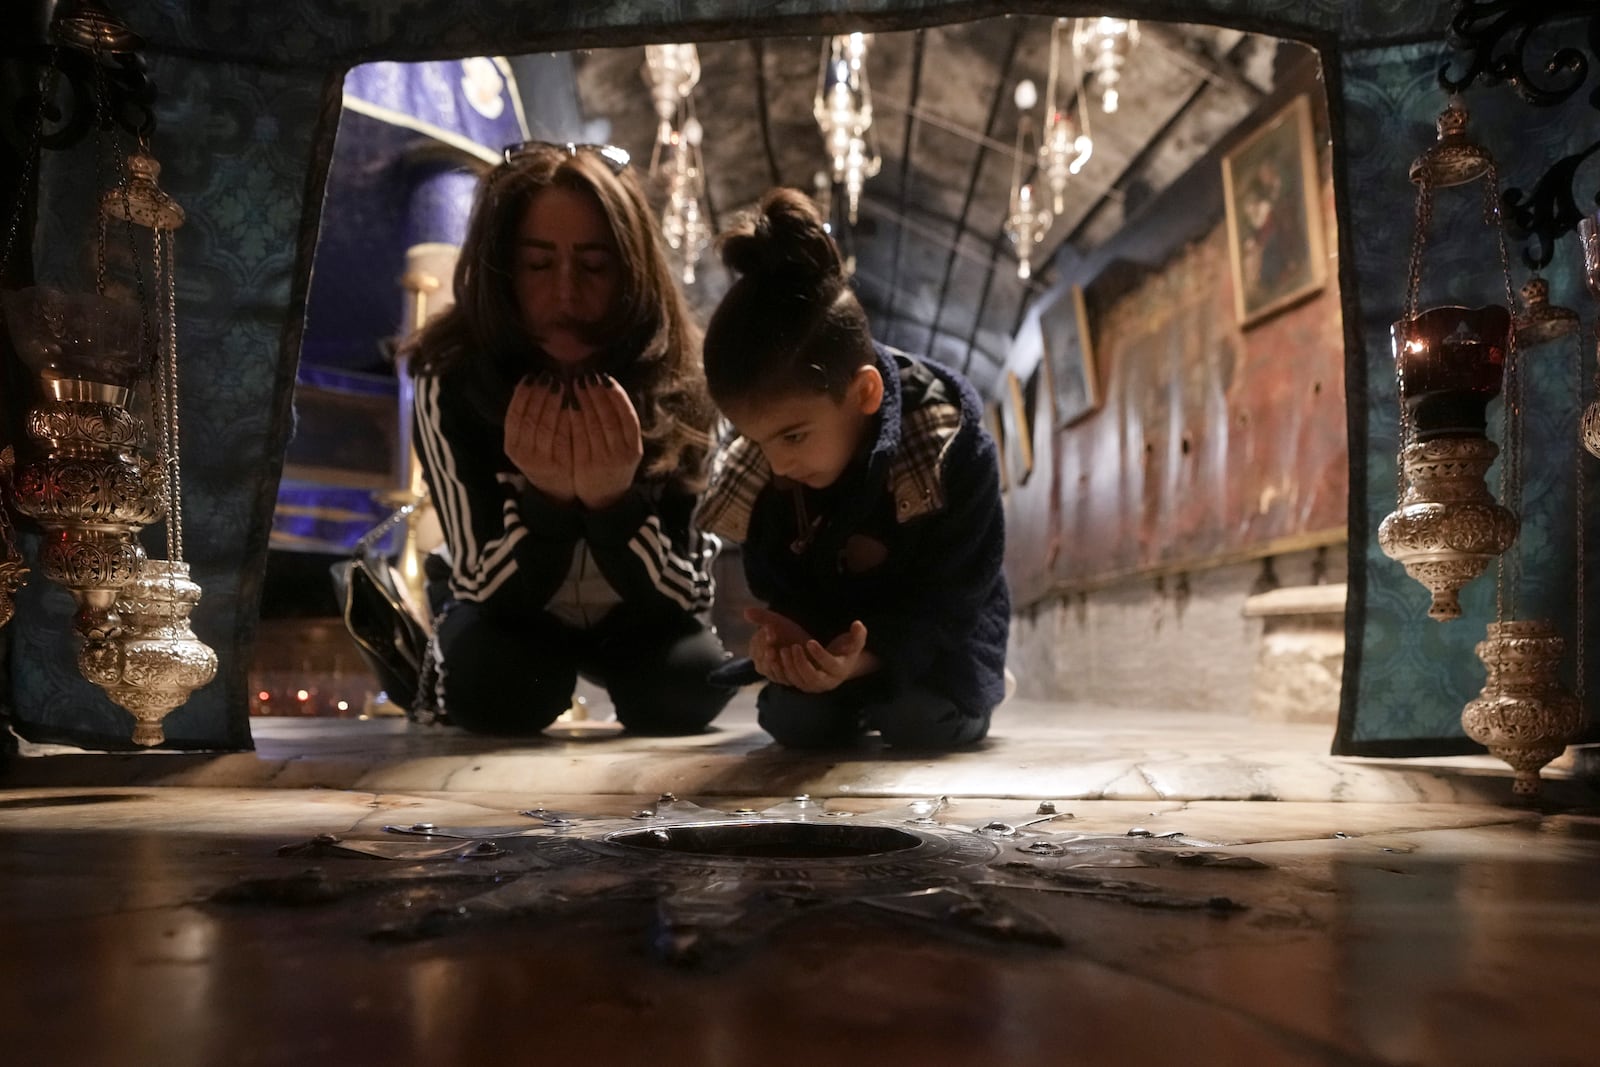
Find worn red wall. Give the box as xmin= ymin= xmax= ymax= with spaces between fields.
xmin=1004 ymin=172 xmax=1346 ymax=606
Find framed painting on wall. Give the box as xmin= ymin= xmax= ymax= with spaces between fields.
xmin=1038 ymin=283 xmax=1098 ymax=427
xmin=986 ymin=401 xmax=1008 ymax=493
xmin=1001 ymin=370 xmax=1034 ymax=487
xmin=1221 ymin=93 xmax=1326 ymax=327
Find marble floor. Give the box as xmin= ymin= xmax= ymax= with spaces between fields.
xmin=1 ymin=697 xmax=1596 ymax=1066
xmin=6 ymin=693 xmax=1593 ymax=806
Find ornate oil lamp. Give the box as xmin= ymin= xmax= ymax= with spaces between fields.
xmin=1379 ymin=101 xmax=1521 ymax=622
xmin=1 ymin=286 xmax=167 ymax=638
xmin=1394 ymin=95 xmax=1584 ymax=798
xmin=0 ymin=0 xmax=214 ymax=744
xmin=1379 ymin=305 xmax=1518 ymax=621
xmin=1462 ymin=620 xmax=1584 ymax=798
xmin=74 ymin=142 xmax=218 ymax=745
xmin=78 ymin=559 xmax=216 ymax=746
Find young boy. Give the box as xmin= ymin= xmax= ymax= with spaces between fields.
xmin=696 ymin=188 xmax=1010 ymax=749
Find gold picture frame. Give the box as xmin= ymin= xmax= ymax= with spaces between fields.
xmin=1222 ymin=93 xmax=1326 ymax=327
xmin=1039 ymin=283 xmax=1099 ymax=427
xmin=986 ymin=401 xmax=1009 ymax=494
xmin=1001 ymin=370 xmax=1034 ymax=487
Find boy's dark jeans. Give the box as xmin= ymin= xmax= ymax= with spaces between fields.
xmin=756 ymin=676 xmax=991 ymax=750
xmin=435 ymin=600 xmax=735 ymax=737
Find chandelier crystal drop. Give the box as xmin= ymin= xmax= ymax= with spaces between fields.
xmin=642 ymin=43 xmax=701 ymax=175
xmin=814 ymin=32 xmax=882 ymax=225
xmin=1039 ymin=18 xmax=1095 ymax=215
xmin=1006 ymin=80 xmax=1052 ymax=281
xmin=1072 ymin=16 xmax=1140 ymax=115
xmin=642 ymin=43 xmax=712 ymax=285
xmin=659 ymin=114 xmax=710 ymax=285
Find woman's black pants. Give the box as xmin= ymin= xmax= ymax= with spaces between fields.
xmin=434 ymin=600 xmax=735 ymax=737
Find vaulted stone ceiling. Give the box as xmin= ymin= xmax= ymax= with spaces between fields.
xmin=571 ymin=16 xmax=1302 ymax=393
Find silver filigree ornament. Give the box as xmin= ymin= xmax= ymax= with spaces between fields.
xmin=1 ymin=287 xmax=167 ymax=640
xmin=1462 ymin=621 xmax=1583 ymax=798
xmin=0 ymin=6 xmax=177 ymax=644
xmin=78 ymin=141 xmax=217 ymax=745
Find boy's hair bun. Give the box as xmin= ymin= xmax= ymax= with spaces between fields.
xmin=704 ymin=186 xmax=872 ymax=406
xmin=718 ymin=188 xmax=843 ymax=288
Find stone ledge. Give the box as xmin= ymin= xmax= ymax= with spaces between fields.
xmin=1243 ymin=583 xmax=1348 ymax=618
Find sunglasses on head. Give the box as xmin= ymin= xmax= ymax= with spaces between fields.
xmin=501 ymin=141 xmax=632 ymax=172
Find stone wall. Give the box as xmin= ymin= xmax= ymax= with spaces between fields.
xmin=998 ymin=63 xmax=1347 ymax=613
xmin=1008 ymin=544 xmax=1346 ymax=718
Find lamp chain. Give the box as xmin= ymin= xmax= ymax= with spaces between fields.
xmin=83 ymin=30 xmax=154 ymax=370
xmin=1574 ymin=324 xmax=1588 ymax=703
xmin=1397 ymin=172 xmax=1434 ymax=503
xmin=91 ymin=55 xmax=110 ymax=297
xmin=1487 ymin=159 xmax=1522 ymax=623
xmin=161 ymin=229 xmax=182 ymax=563
xmin=0 ymin=59 xmax=56 ymax=276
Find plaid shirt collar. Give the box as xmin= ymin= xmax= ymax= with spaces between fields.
xmin=697 ymin=346 xmax=962 ymax=543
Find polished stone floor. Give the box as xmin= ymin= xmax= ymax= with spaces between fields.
xmin=6 ymin=694 xmax=1590 ymax=805
xmin=2 ymin=698 xmax=1596 ymax=1066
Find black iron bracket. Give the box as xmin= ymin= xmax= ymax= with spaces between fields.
xmin=3 ymin=44 xmax=155 ymax=153
xmin=1439 ymin=0 xmax=1600 ymax=270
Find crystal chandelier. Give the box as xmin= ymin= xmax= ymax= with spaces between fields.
xmin=1072 ymin=16 xmax=1140 ymax=114
xmin=1039 ymin=17 xmax=1095 ymax=215
xmin=1006 ymin=80 xmax=1052 ymax=280
xmin=814 ymin=32 xmax=882 ymax=224
xmin=641 ymin=43 xmax=711 ymax=284
xmin=642 ymin=43 xmax=700 ymax=175
xmin=659 ymin=111 xmax=710 ymax=285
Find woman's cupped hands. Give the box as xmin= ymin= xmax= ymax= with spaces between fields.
xmin=504 ymin=372 xmax=643 ymax=510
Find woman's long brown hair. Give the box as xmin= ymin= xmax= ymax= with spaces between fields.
xmin=407 ymin=144 xmax=714 ymax=492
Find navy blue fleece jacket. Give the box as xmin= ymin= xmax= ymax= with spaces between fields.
xmin=698 ymin=345 xmax=1010 ymax=713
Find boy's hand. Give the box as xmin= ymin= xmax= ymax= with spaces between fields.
xmin=782 ymin=620 xmax=870 ymax=693
xmin=745 ymin=608 xmax=873 ymax=694
xmin=747 ymin=621 xmax=794 ymax=687
xmin=744 ymin=607 xmax=812 ymax=648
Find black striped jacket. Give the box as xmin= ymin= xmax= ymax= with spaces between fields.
xmin=412 ymin=370 xmax=717 ymax=622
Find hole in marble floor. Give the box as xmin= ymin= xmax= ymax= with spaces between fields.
xmin=605 ymin=821 xmax=923 ymax=859
xmin=0 ymin=793 xmax=148 ymax=809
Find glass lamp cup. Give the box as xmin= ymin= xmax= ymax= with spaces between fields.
xmin=1 ymin=286 xmax=145 ymax=405
xmin=1391 ymin=304 xmax=1510 ymax=442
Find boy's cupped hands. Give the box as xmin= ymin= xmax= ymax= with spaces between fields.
xmin=745 ymin=607 xmax=873 ymax=694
